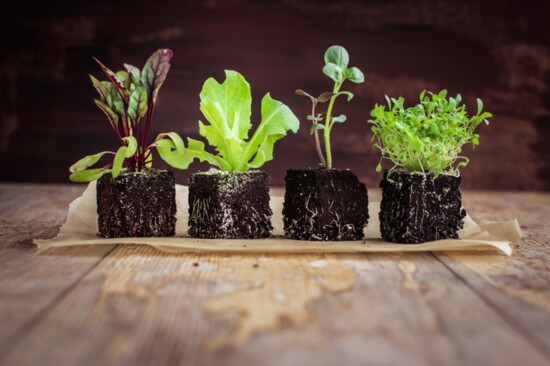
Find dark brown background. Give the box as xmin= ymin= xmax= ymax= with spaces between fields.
xmin=1 ymin=0 xmax=549 ymax=189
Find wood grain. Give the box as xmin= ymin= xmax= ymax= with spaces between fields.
xmin=0 ymin=184 xmax=549 ymax=366
xmin=0 ymin=184 xmax=116 ymax=354
xmin=436 ymin=192 xmax=550 ymax=358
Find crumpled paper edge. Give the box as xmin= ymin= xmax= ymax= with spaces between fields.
xmin=34 ymin=183 xmax=520 ymax=256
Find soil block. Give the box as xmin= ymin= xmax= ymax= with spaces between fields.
xmin=188 ymin=170 xmax=272 ymax=239
xmin=379 ymin=170 xmax=467 ymax=244
xmin=96 ymin=169 xmax=176 ymax=238
xmin=283 ymin=168 xmax=369 ymax=241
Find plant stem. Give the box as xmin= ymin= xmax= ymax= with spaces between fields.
xmin=142 ymin=103 xmax=155 ymax=164
xmin=324 ymin=82 xmax=342 ymax=169
xmin=311 ymin=102 xmax=326 ymax=168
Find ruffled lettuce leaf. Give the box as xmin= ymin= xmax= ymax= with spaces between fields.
xmin=194 ymin=70 xmax=299 ymax=171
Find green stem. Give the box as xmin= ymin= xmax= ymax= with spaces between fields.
xmin=324 ymin=82 xmax=342 ymax=169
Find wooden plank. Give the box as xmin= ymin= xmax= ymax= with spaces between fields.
xmin=2 ymin=245 xmax=548 ymax=366
xmin=0 ymin=184 xmax=116 ymax=353
xmin=0 ymin=183 xmax=84 ymax=224
xmin=0 ymin=185 xmax=549 ymax=365
xmin=435 ymin=192 xmax=550 ymax=357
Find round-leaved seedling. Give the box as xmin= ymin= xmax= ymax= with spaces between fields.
xmin=295 ymin=45 xmax=365 ymax=169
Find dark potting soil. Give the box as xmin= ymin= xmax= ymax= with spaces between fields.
xmin=188 ymin=170 xmax=272 ymax=239
xmin=96 ymin=169 xmax=176 ymax=238
xmin=283 ymin=168 xmax=369 ymax=241
xmin=379 ymin=170 xmax=466 ymax=244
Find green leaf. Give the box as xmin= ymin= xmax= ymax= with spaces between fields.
xmin=94 ymin=99 xmax=119 ymax=127
xmin=477 ymin=98 xmax=483 ymax=115
xmin=93 ymin=57 xmax=126 ymax=91
xmin=419 ymin=90 xmax=426 ymax=102
xmin=197 ymin=71 xmax=298 ymax=171
xmin=334 ymin=91 xmax=354 ymax=101
xmin=331 ymin=114 xmax=347 ymax=123
xmin=157 ymin=132 xmax=184 ymax=154
xmin=154 ymin=133 xmax=231 ymax=172
xmin=144 ymin=151 xmax=153 ymax=168
xmin=199 ymin=70 xmax=252 ymax=168
xmin=384 ymin=95 xmax=392 ymax=108
xmin=375 ymin=162 xmax=382 ymax=173
xmin=141 ymin=49 xmax=173 ymax=104
xmin=90 ymin=75 xmax=108 ymax=101
xmin=127 ymin=86 xmax=148 ymax=123
xmin=115 ymin=71 xmax=130 ymax=88
xmin=347 ymin=67 xmax=364 ymax=83
xmin=244 ymin=93 xmax=300 ymax=170
xmin=100 ymin=81 xmax=117 ymax=107
xmin=124 ymin=63 xmax=141 ymax=86
xmin=310 ymin=123 xmax=325 ymax=134
xmin=122 ymin=136 xmax=137 ymax=157
xmin=110 ymin=136 xmax=137 ymax=178
xmin=112 ymin=146 xmax=127 ymax=178
xmin=324 ymin=45 xmax=349 ymax=68
xmin=307 ymin=115 xmax=323 ymax=122
xmin=187 ymin=137 xmax=232 ymax=171
xmin=69 ymin=168 xmax=108 ymax=183
xmin=155 ymin=132 xmax=193 ymax=169
xmin=322 ymin=63 xmax=344 ymax=83
xmin=113 ymin=99 xmax=125 ymax=118
xmin=69 ymin=151 xmax=110 ymax=173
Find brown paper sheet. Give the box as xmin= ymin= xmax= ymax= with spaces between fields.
xmin=34 ymin=182 xmax=520 ymax=256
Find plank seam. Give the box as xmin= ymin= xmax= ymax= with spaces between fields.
xmin=0 ymin=244 xmax=119 ymax=360
xmin=431 ymin=252 xmax=550 ymax=361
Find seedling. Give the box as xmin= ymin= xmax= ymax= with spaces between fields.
xmin=295 ymin=45 xmax=364 ymax=169
xmin=180 ymin=70 xmax=299 ymax=171
xmin=69 ymin=49 xmax=186 ymax=182
xmin=185 ymin=70 xmax=298 ymax=239
xmin=368 ymin=90 xmax=492 ymax=176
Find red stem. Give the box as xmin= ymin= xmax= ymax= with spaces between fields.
xmin=143 ymin=103 xmax=155 ymax=152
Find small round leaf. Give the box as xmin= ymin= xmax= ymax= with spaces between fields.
xmin=331 ymin=114 xmax=347 ymax=123
xmin=310 ymin=123 xmax=325 ymax=134
xmin=324 ymin=45 xmax=349 ymax=68
xmin=323 ymin=63 xmax=344 ymax=83
xmin=347 ymin=67 xmax=364 ymax=83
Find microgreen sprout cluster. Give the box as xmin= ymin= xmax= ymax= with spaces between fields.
xmin=368 ymin=90 xmax=492 ymax=176
xmin=296 ymin=45 xmax=364 ymax=169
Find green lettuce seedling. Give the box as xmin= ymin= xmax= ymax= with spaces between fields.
xmin=368 ymin=90 xmax=492 ymax=176
xmin=69 ymin=49 xmax=187 ymax=182
xmin=176 ymin=70 xmax=299 ymax=172
xmin=296 ymin=45 xmax=364 ymax=169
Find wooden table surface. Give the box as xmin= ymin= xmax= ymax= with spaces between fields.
xmin=0 ymin=184 xmax=549 ymax=366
